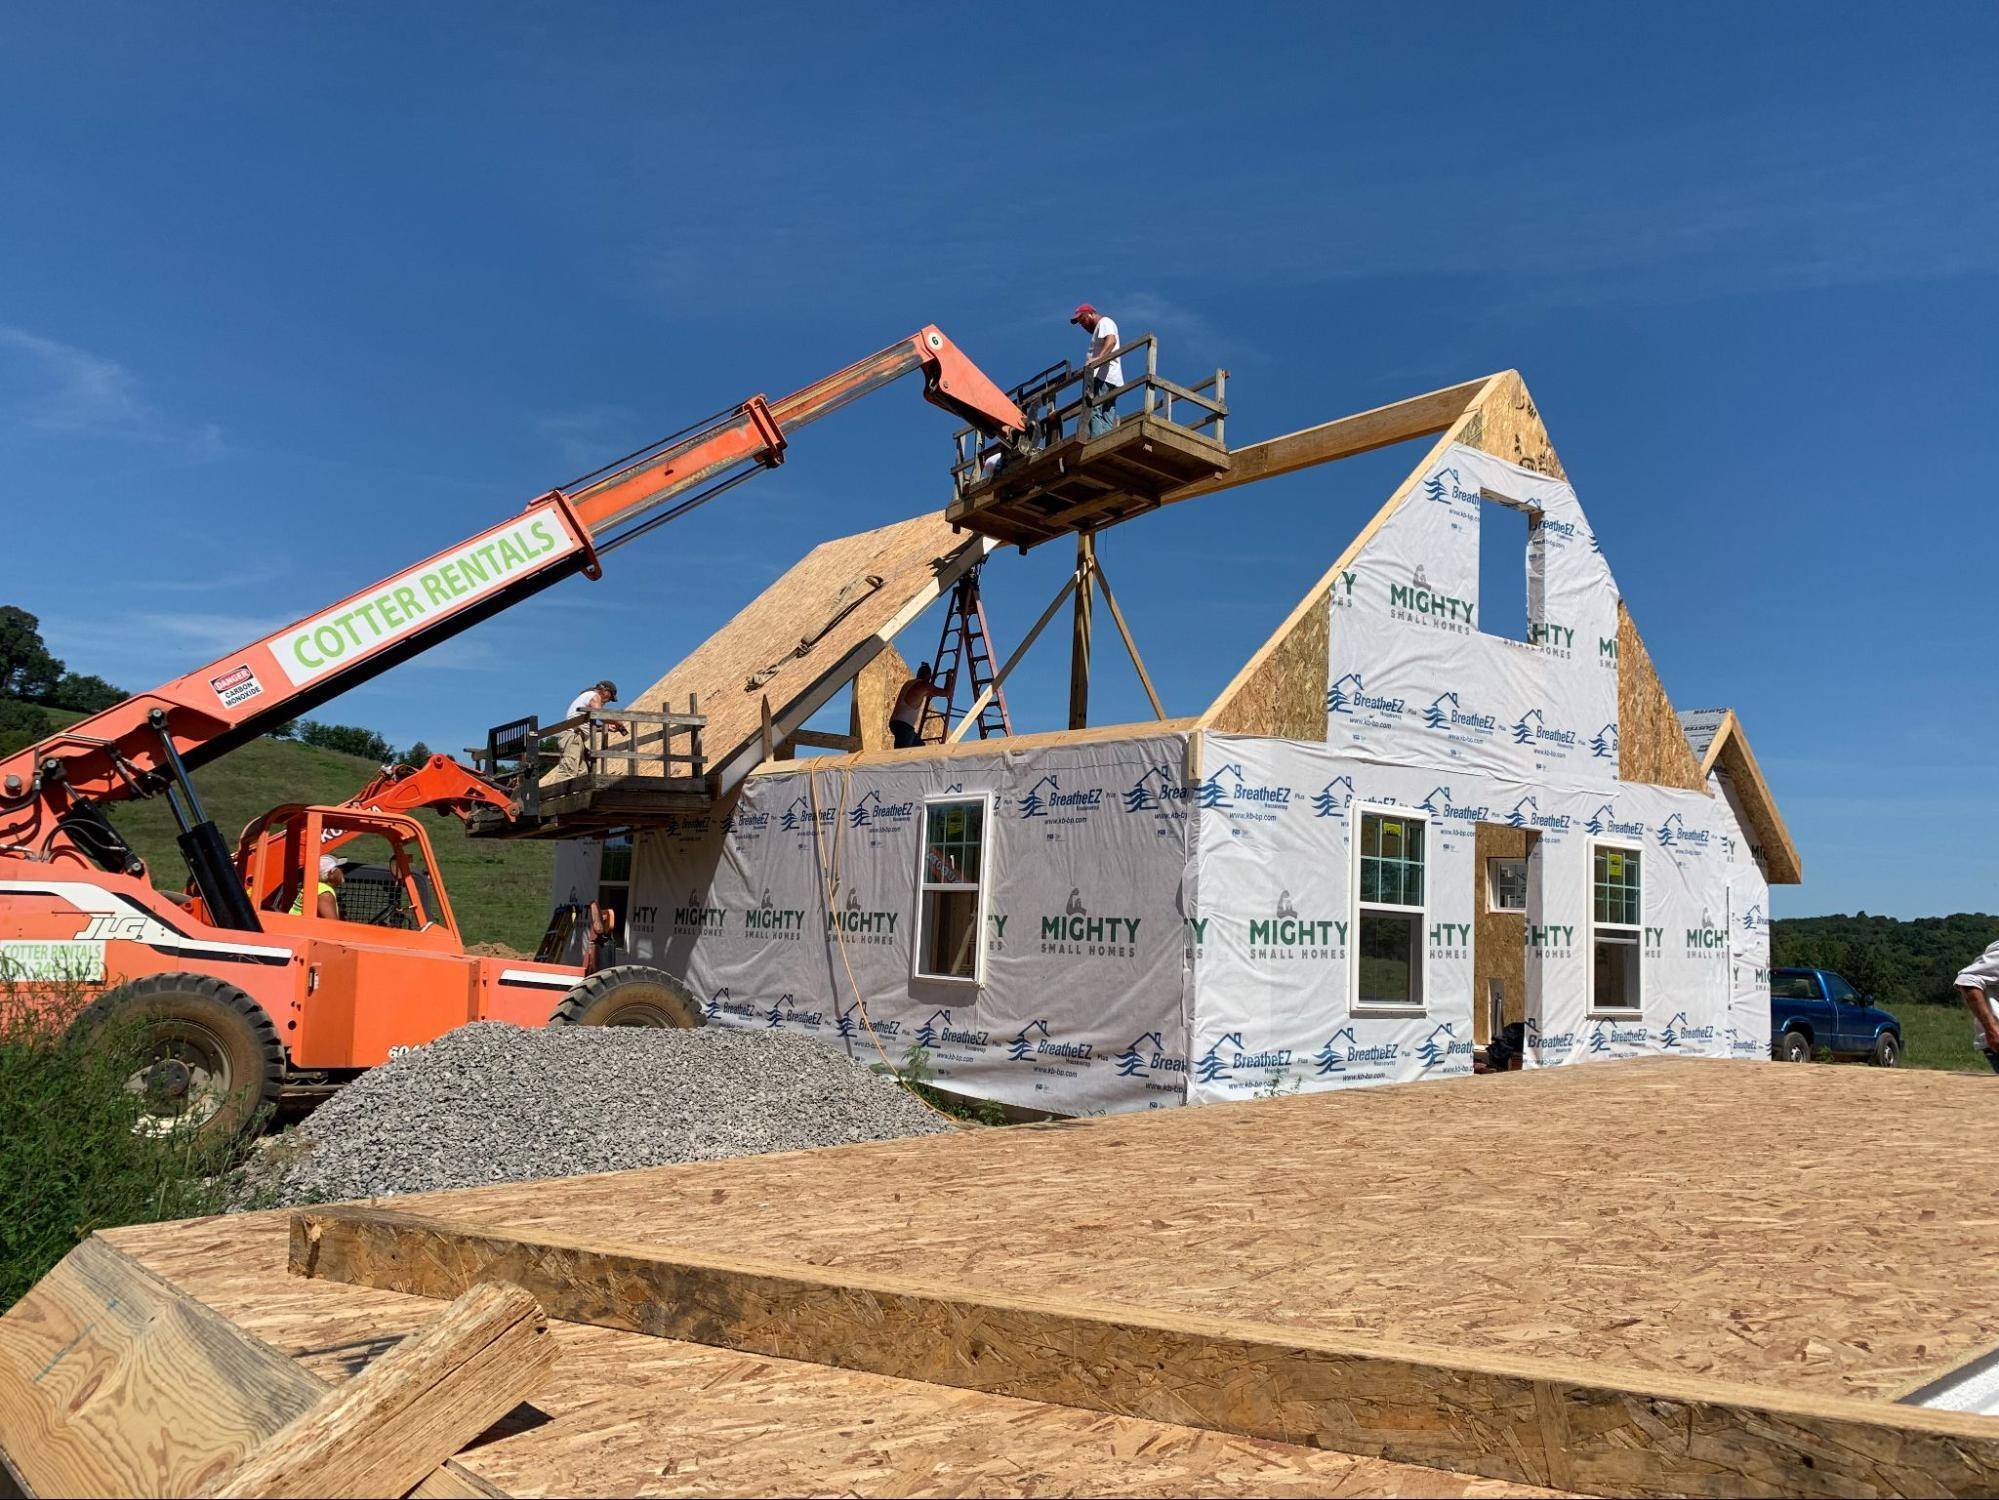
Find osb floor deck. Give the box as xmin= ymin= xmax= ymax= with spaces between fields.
xmin=292 ymin=1059 xmax=1999 ymax=1403
xmin=105 ymin=1214 xmax=1547 ymax=1498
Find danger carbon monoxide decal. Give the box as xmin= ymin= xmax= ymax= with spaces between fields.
xmin=274 ymin=515 xmax=578 ymax=687
xmin=210 ymin=663 xmax=264 ymax=709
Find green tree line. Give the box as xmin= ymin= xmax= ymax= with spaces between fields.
xmin=1771 ymin=912 xmax=1999 ymax=1008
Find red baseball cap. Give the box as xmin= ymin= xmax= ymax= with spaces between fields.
xmin=1070 ymin=303 xmax=1097 ymax=324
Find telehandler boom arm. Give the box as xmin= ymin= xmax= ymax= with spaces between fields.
xmin=0 ymin=329 xmax=1021 ymax=873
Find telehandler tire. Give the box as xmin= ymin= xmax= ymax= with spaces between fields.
xmin=549 ymin=965 xmax=703 ymax=1029
xmin=70 ymin=973 xmax=283 ymax=1141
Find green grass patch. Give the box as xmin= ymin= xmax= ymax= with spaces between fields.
xmin=0 ymin=990 xmax=240 ymax=1311
xmin=1890 ymin=1001 xmax=1992 ymax=1075
xmin=12 ymin=703 xmax=554 ymax=952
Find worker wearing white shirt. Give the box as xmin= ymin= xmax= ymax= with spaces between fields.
xmin=1954 ymin=939 xmax=1999 ymax=1073
xmin=1071 ymin=303 xmax=1122 ymax=436
xmin=546 ymin=678 xmax=620 ymax=785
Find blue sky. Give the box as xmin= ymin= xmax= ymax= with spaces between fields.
xmin=1 ymin=3 xmax=1993 ymax=919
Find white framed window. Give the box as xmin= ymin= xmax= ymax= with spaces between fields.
xmin=1351 ymin=806 xmax=1427 ymax=1013
xmin=1486 ymin=857 xmax=1528 ymax=913
xmin=913 ymin=793 xmax=992 ymax=985
xmin=1589 ymin=840 xmax=1642 ymax=1016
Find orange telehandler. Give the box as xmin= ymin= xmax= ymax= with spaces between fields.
xmin=0 ymin=330 xmax=1024 ymax=1135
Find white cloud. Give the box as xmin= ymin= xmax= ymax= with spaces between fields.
xmin=0 ymin=327 xmax=226 ymax=456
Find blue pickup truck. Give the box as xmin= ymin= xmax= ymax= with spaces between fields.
xmin=1769 ymin=967 xmax=1902 ymax=1066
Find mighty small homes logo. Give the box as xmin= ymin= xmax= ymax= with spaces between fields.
xmin=1038 ymin=888 xmax=1141 ymax=957
xmin=1424 ymin=691 xmax=1497 ymax=738
xmin=1017 ymin=772 xmax=1104 ymax=822
xmin=1312 ymin=776 xmax=1356 ymax=819
xmin=826 ymin=887 xmax=898 ymax=944
xmin=1590 ymin=722 xmax=1620 ymax=760
xmin=1526 ymin=620 xmax=1577 ymax=654
xmin=1511 ymin=707 xmax=1578 ymax=751
xmin=744 ymin=888 xmax=807 ymax=940
xmin=1389 ymin=565 xmax=1475 ymax=631
xmin=1655 ymin=811 xmax=1713 ymax=853
xmin=1329 ymin=567 xmax=1358 ymax=609
xmin=671 ymin=886 xmax=726 ymax=936
xmin=1247 ymin=892 xmax=1345 ymax=961
xmin=1523 ymin=921 xmax=1576 ymax=956
xmin=1114 ymin=1030 xmax=1188 ymax=1081
xmin=1008 ymin=1018 xmax=1094 ymax=1067
xmin=1584 ymin=803 xmax=1646 ymax=840
xmin=1327 ymin=672 xmax=1406 ymax=721
xmin=848 ymin=790 xmax=916 ymax=831
xmin=1507 ymin=795 xmax=1573 ymax=836
xmin=1685 ymin=909 xmax=1729 ymax=954
xmin=1597 ymin=634 xmax=1619 ymax=671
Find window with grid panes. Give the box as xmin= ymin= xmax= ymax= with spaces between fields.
xmin=1355 ymin=810 xmax=1426 ymax=1010
xmin=915 ymin=797 xmax=987 ymax=981
xmin=1591 ymin=843 xmax=1641 ymax=1014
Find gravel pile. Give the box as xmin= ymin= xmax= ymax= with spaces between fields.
xmin=244 ymin=1021 xmax=949 ymax=1206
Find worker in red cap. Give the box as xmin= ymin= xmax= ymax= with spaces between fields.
xmin=1070 ymin=303 xmax=1123 ymax=436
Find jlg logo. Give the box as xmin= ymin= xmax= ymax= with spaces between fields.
xmin=74 ymin=914 xmax=154 ymax=942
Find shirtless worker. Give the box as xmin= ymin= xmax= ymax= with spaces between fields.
xmin=1954 ymin=938 xmax=1999 ymax=1074
xmin=889 ymin=663 xmax=949 ymax=749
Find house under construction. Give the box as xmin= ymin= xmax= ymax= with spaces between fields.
xmin=483 ymin=351 xmax=1800 ymax=1114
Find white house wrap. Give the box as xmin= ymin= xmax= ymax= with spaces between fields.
xmin=567 ymin=380 xmax=1798 ymax=1116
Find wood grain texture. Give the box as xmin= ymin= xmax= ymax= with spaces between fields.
xmin=103 ymin=1214 xmax=1541 ymax=1498
xmin=0 ymin=1236 xmax=322 ymax=1499
xmin=1615 ymin=601 xmax=1706 ymax=791
xmin=848 ymin=640 xmax=910 ymax=753
xmin=289 ymin=1059 xmax=1999 ymax=1409
xmin=630 ymin=513 xmax=989 ymax=792
xmin=215 ymin=1281 xmax=551 ymax=1499
xmin=1455 ymin=370 xmax=1566 ymax=479
xmin=1206 ymin=585 xmax=1329 ymax=738
xmin=1684 ymin=708 xmax=1802 ymax=884
xmin=290 ymin=1204 xmax=1999 ymax=1499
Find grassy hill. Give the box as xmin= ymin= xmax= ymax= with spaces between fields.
xmin=1771 ymin=912 xmax=1999 ymax=1010
xmin=3 ymin=704 xmax=554 ymax=952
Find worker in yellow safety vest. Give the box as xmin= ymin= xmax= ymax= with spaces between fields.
xmin=290 ymin=855 xmax=344 ymax=919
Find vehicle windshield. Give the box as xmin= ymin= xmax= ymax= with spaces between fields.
xmin=1823 ymin=972 xmax=1862 ymax=1004
xmin=1770 ymin=971 xmax=1817 ymax=1000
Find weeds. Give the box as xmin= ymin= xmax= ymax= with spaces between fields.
xmin=0 ymin=983 xmax=244 ymax=1310
xmin=878 ymin=1044 xmax=1010 ymax=1126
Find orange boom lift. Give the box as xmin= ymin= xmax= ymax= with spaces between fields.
xmin=0 ymin=331 xmax=1023 ymax=1134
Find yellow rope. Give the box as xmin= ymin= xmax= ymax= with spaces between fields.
xmin=805 ymin=763 xmax=968 ymax=1129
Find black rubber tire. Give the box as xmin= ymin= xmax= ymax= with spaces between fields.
xmin=1870 ymin=1031 xmax=1902 ymax=1068
xmin=1776 ymin=1029 xmax=1812 ymax=1064
xmin=69 ymin=973 xmax=282 ymax=1140
xmin=549 ymin=965 xmax=703 ymax=1029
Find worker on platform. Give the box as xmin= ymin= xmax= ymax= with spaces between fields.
xmin=547 ymin=679 xmax=621 ymax=785
xmin=290 ymin=855 xmax=343 ymax=920
xmin=1071 ymin=303 xmax=1123 ymax=437
xmin=1954 ymin=939 xmax=1999 ymax=1074
xmin=889 ymin=663 xmax=949 ymax=749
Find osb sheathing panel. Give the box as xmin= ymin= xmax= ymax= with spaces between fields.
xmin=1473 ymin=823 xmax=1532 ymax=1039
xmin=1711 ymin=719 xmax=1802 ymax=883
xmin=1456 ymin=370 xmax=1566 ymax=479
xmin=322 ymin=1060 xmax=1999 ymax=1411
xmin=630 ymin=512 xmax=981 ymax=781
xmin=1615 ymin=601 xmax=1706 ymax=791
xmin=1206 ymin=590 xmax=1328 ymax=739
xmin=98 ymin=1219 xmax=1539 ymax=1499
xmin=847 ymin=640 xmax=909 ymax=754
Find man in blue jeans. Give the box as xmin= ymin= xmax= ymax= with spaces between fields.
xmin=1071 ymin=303 xmax=1122 ymax=436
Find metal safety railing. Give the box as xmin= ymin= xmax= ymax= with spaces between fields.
xmin=949 ymin=333 xmax=1227 ymax=499
xmin=473 ymin=701 xmax=706 ymax=816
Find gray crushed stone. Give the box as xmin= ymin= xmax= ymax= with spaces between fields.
xmin=242 ymin=1021 xmax=948 ymax=1206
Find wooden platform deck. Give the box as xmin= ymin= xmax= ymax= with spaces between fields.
xmin=86 ymin=1060 xmax=1999 ymax=1496
xmin=948 ymin=416 xmax=1229 ymax=550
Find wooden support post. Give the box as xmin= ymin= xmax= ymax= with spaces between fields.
xmin=1068 ymin=531 xmax=1095 ymax=731
xmin=1091 ymin=554 xmax=1165 ymax=721
xmin=290 ymin=1205 xmax=1999 ymax=1500
xmin=948 ymin=569 xmax=1079 ymax=744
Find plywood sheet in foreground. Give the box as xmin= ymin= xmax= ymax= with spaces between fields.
xmin=342 ymin=1059 xmax=1999 ymax=1407
xmin=102 ymin=1214 xmax=1541 ymax=1499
